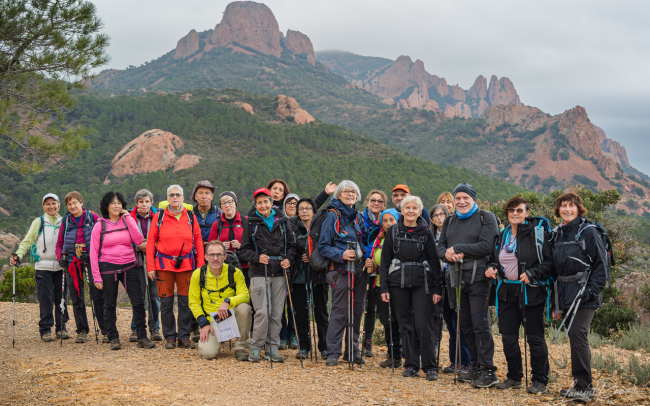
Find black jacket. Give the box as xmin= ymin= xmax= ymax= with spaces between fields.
xmin=488 ymin=218 xmax=555 ymax=307
xmin=289 ymin=216 xmax=327 ymax=287
xmin=378 ymin=217 xmax=442 ymax=295
xmin=240 ymin=208 xmax=297 ymax=279
xmin=552 ymin=216 xmax=608 ymax=311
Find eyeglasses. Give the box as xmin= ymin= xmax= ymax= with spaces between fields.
xmin=342 ymin=190 xmax=357 ymax=196
xmin=432 ymin=213 xmax=446 ymax=218
xmin=507 ymin=208 xmax=526 ymax=214
xmin=206 ymin=253 xmax=225 ymax=259
xmin=369 ymin=199 xmax=385 ymax=205
xmin=220 ymin=199 xmax=235 ymax=206
xmin=286 ymin=202 xmax=297 ymax=207
xmin=299 ymin=207 xmax=313 ymax=212
xmin=168 ymin=193 xmax=182 ymax=198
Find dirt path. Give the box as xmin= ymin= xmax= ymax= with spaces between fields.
xmin=1 ymin=302 xmax=649 ymax=405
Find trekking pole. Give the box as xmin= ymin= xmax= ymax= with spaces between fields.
xmin=60 ymin=258 xmax=67 ymax=347
xmin=307 ymin=266 xmax=318 ymax=362
xmin=11 ymin=254 xmax=17 ymax=348
xmin=521 ymin=262 xmax=528 ymax=388
xmin=360 ymin=266 xmax=369 ymax=368
xmin=263 ymin=250 xmax=273 ymax=368
xmin=436 ymin=287 xmax=445 ymax=369
xmin=454 ymin=262 xmax=463 ymax=384
xmin=388 ymin=298 xmax=394 ymax=374
xmin=347 ymin=241 xmax=355 ymax=371
xmin=143 ymin=258 xmax=155 ymax=337
xmin=82 ymin=263 xmax=99 ymax=344
xmin=549 ymin=281 xmax=587 ymax=345
xmin=283 ymin=265 xmax=304 ymax=369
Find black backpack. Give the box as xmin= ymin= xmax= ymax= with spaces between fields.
xmin=307 ymin=204 xmax=362 ymax=272
xmin=198 ymin=250 xmax=241 ymax=317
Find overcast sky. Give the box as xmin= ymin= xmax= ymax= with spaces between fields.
xmin=92 ymin=0 xmax=650 ymax=175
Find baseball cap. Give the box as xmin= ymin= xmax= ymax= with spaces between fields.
xmin=392 ymin=184 xmax=411 ymax=194
xmin=253 ymin=188 xmax=272 ymax=199
xmin=42 ymin=193 xmax=60 ymax=204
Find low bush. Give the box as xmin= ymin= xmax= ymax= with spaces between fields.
xmin=0 ymin=265 xmax=37 ymax=303
xmin=617 ymin=324 xmax=650 ymax=352
xmin=628 ymin=356 xmax=650 ymax=385
xmin=592 ymin=287 xmax=638 ymax=337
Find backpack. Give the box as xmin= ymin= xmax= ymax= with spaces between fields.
xmin=532 ymin=217 xmax=553 ymax=264
xmin=361 ymin=224 xmax=381 ymax=251
xmin=307 ymin=204 xmax=362 ymax=272
xmin=215 ymin=218 xmax=244 ymax=240
xmin=30 ymin=216 xmax=46 ymax=262
xmin=197 ymin=252 xmax=240 ymax=317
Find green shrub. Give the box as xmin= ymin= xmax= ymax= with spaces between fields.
xmin=0 ymin=265 xmax=37 ymax=303
xmin=559 ymin=150 xmax=570 ymax=160
xmin=591 ymin=287 xmax=638 ymax=337
xmin=628 ymin=356 xmax=650 ymax=385
xmin=550 ymin=354 xmax=568 ymax=369
xmin=589 ymin=331 xmax=607 ymax=349
xmin=592 ymin=353 xmax=623 ymax=374
xmin=617 ymin=324 xmax=650 ymax=352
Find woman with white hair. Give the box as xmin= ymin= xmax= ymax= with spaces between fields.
xmin=319 ymin=180 xmax=367 ymax=367
xmin=378 ymin=195 xmax=443 ymax=380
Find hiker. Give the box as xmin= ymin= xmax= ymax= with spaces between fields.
xmin=90 ymin=192 xmax=155 ymax=350
xmin=319 ymin=180 xmax=367 ymax=367
xmin=239 ymin=187 xmax=297 ymax=362
xmin=379 ymin=196 xmax=442 ymax=380
xmin=437 ymin=192 xmax=455 ymax=213
xmin=190 ymin=180 xmax=223 ymax=343
xmin=283 ymin=193 xmax=299 ymax=218
xmin=551 ymin=191 xmax=608 ymax=403
xmin=208 ymin=191 xmax=248 ymax=285
xmin=430 ymin=204 xmax=472 ymax=375
xmin=391 ymin=185 xmax=431 ymax=225
xmin=11 ymin=193 xmax=69 ymax=342
xmin=267 ymin=179 xmax=291 ymax=208
xmin=360 ymin=190 xmax=388 ymax=357
xmin=279 ymin=192 xmax=300 ymax=349
xmin=189 ymin=240 xmax=252 ymax=361
xmin=128 ymin=189 xmax=162 ymax=342
xmin=146 ymin=185 xmax=205 ymax=350
xmin=436 ymin=182 xmax=500 ymax=388
xmin=485 ymin=196 xmax=553 ymax=394
xmin=56 ymin=191 xmax=107 ymax=343
xmin=371 ymin=208 xmax=404 ymax=369
xmin=289 ymin=197 xmax=330 ymax=359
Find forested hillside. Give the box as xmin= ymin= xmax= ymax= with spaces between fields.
xmin=0 ymin=89 xmax=524 ymax=234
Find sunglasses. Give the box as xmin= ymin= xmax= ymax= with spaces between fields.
xmin=507 ymin=208 xmax=526 ymax=214
xmin=168 ymin=193 xmax=182 ymax=198
xmin=369 ymin=199 xmax=385 ymax=204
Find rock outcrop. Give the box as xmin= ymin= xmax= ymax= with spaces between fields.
xmin=0 ymin=231 xmax=20 ymax=259
xmin=477 ymin=99 xmax=490 ymax=116
xmin=360 ymin=56 xmax=443 ymax=99
xmin=443 ymin=102 xmax=472 ymax=119
xmin=211 ymin=1 xmax=282 ymax=58
xmin=174 ymin=29 xmax=200 ymax=59
xmin=616 ymin=271 xmax=650 ymax=324
xmin=274 ymin=95 xmax=315 ymax=124
xmin=234 ymin=101 xmax=254 ymax=114
xmin=110 ymin=129 xmax=201 ymax=177
xmin=468 ymin=75 xmax=488 ymax=99
xmin=488 ymin=75 xmax=521 ymax=106
xmin=595 ymin=126 xmax=631 ymax=168
xmin=173 ymin=155 xmax=202 ymax=172
xmin=450 ymin=85 xmax=466 ymax=101
xmin=283 ymin=30 xmax=315 ymax=65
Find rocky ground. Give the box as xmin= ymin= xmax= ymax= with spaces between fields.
xmin=1 ymin=302 xmax=649 ymax=405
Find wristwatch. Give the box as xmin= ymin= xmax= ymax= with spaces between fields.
xmin=224 ymin=298 xmax=231 ymax=304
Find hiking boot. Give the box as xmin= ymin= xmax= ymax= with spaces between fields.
xmin=326 ymin=357 xmax=338 ymax=367
xmin=425 ymin=370 xmax=439 ymax=381
xmin=279 ymin=339 xmax=288 ymax=350
xmin=190 ymin=327 xmax=200 ymax=343
xmin=402 ymin=368 xmax=420 ymax=378
xmin=165 ymin=339 xmax=177 ymax=349
xmin=102 ymin=334 xmax=110 ymax=344
xmin=41 ymin=332 xmax=54 ymax=342
xmin=110 ymin=338 xmax=121 ymax=350
xmin=137 ymin=337 xmax=156 ymax=349
xmin=151 ymin=330 xmax=163 ymax=341
xmin=262 ymin=351 xmax=284 ymax=362
xmin=129 ymin=331 xmax=138 ymax=342
xmin=496 ymin=379 xmax=523 ymax=390
xmin=248 ymin=349 xmax=261 ymax=362
xmin=56 ymin=330 xmax=70 ymax=340
xmin=457 ymin=366 xmax=478 ymax=383
xmin=288 ymin=335 xmax=298 ymax=349
xmin=380 ymin=358 xmax=402 ymax=368
xmin=178 ymin=339 xmax=195 ymax=349
xmin=442 ymin=363 xmax=458 ymax=374
xmin=296 ymin=349 xmax=309 ymax=359
xmin=527 ymin=381 xmax=547 ymax=394
xmin=75 ymin=332 xmax=88 ymax=343
xmin=320 ymin=350 xmax=328 ymax=359
xmin=235 ymin=349 xmax=248 ymax=361
xmin=473 ymin=368 xmax=499 ymax=388
xmin=362 ymin=339 xmax=374 ymax=357
xmin=344 ymin=354 xmax=366 ymax=365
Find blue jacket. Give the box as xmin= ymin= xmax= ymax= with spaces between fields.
xmin=361 ymin=207 xmax=380 ymax=259
xmin=319 ymin=199 xmax=366 ymax=271
xmin=193 ymin=204 xmax=222 ymax=242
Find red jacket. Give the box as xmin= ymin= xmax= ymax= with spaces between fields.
xmin=208 ymin=212 xmax=248 ymax=268
xmin=146 ymin=207 xmax=205 ymax=272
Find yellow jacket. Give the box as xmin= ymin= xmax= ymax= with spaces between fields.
xmin=188 ymin=263 xmax=250 ymax=324
xmin=158 ymin=201 xmax=193 ymax=211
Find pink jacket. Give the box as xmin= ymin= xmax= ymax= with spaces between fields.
xmin=90 ymin=216 xmax=144 ymax=280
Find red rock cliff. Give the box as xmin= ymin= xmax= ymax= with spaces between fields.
xmin=284 ymin=30 xmax=315 ymax=65
xmin=174 ymin=29 xmax=200 ymax=59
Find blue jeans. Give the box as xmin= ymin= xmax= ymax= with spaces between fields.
xmin=442 ymin=292 xmax=471 ymax=366
xmin=130 ymin=268 xmax=160 ymax=332
xmin=35 ymin=270 xmax=70 ymax=336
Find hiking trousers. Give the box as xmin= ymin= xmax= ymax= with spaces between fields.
xmin=363 ymin=277 xmax=379 ymax=340
xmin=198 ymin=303 xmax=253 ymax=359
xmin=326 ymin=267 xmax=368 ymax=359
xmin=459 ymin=279 xmax=495 ymax=370
xmin=280 ymin=297 xmax=296 ymax=341
xmin=391 ymin=286 xmax=437 ymax=372
xmin=498 ymin=297 xmax=549 ymax=384
xmin=249 ymin=276 xmax=286 ymax=353
xmin=293 ymin=282 xmax=329 ymax=352
xmin=442 ymin=291 xmax=471 ymax=366
xmin=130 ymin=267 xmax=160 ymax=332
xmin=157 ymin=270 xmax=193 ymax=341
xmin=100 ymin=264 xmax=147 ymax=341
xmin=35 ymin=269 xmax=70 ymax=336
xmin=567 ymin=308 xmax=596 ymax=391
xmin=67 ymin=263 xmax=107 ymax=335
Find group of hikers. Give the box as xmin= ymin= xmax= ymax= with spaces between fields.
xmin=10 ymin=178 xmax=611 ymax=403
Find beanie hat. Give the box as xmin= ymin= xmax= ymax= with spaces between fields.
xmin=453 ymin=182 xmax=476 ymax=201
xmin=219 ymin=191 xmax=238 ymax=206
xmin=379 ymin=208 xmax=400 ymax=228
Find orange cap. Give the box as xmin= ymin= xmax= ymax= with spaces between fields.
xmin=392 ymin=184 xmax=410 ymax=194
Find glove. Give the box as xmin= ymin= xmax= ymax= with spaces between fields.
xmin=579 ymin=288 xmax=592 ymax=302
xmin=80 ymin=251 xmax=90 ymax=264
xmin=58 ymin=255 xmax=68 ymax=268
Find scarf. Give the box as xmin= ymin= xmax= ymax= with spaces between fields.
xmin=257 ymin=208 xmax=276 ymax=231
xmin=456 ymin=202 xmax=478 ymax=219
